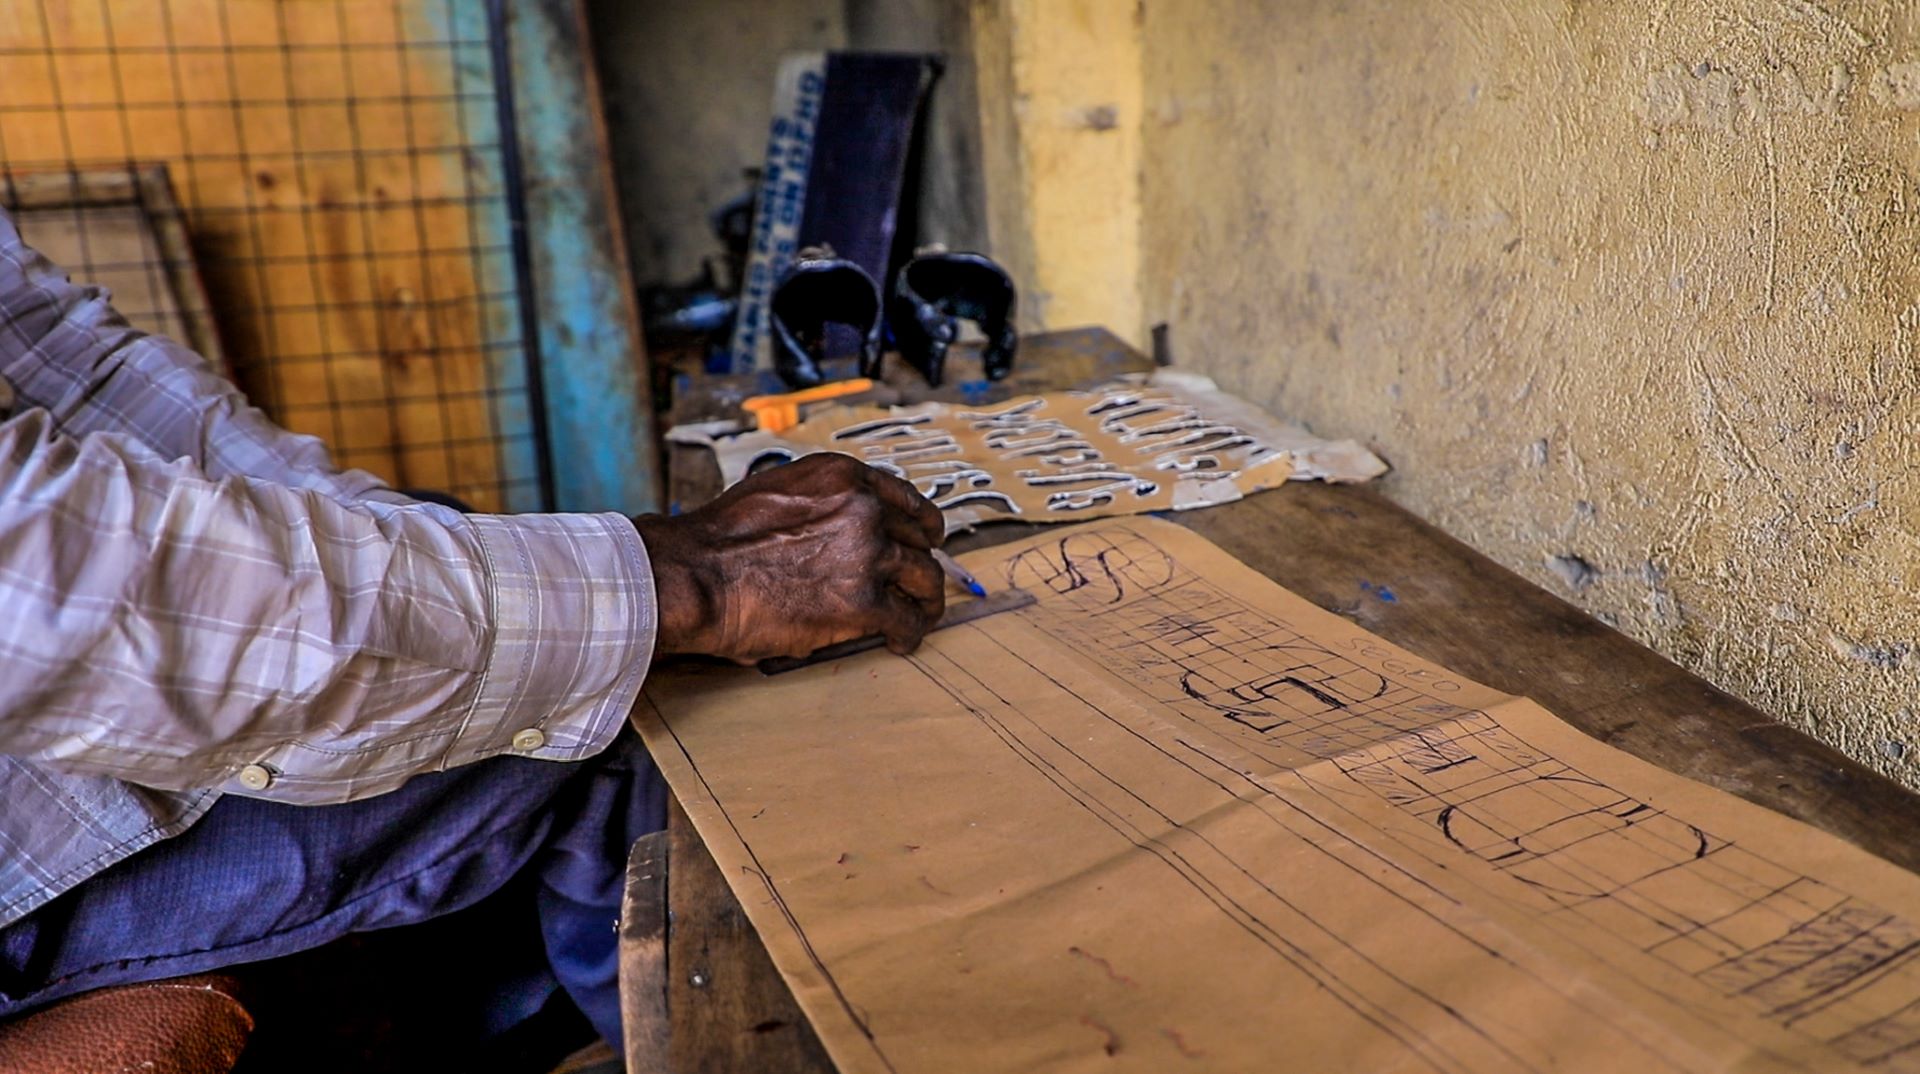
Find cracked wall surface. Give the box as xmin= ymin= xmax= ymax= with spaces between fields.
xmin=1138 ymin=1 xmax=1920 ymax=785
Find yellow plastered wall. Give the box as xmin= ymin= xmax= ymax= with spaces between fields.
xmin=978 ymin=1 xmax=1920 ymax=789
xmin=972 ymin=0 xmax=1145 ymax=348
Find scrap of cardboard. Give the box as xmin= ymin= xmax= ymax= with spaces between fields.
xmin=671 ymin=371 xmax=1387 ymax=532
xmin=635 ymin=518 xmax=1920 ymax=1073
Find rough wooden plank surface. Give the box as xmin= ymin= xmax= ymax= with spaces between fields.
xmin=618 ymin=829 xmax=669 ymax=1074
xmin=664 ymin=794 xmax=834 ymax=1072
xmin=651 ymin=327 xmax=1920 ymax=1071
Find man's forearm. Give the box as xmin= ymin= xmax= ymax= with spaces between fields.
xmin=0 ymin=408 xmax=655 ymax=803
xmin=0 ymin=206 xmax=405 ymax=506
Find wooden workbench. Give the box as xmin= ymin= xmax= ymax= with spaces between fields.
xmin=621 ymin=328 xmax=1920 ymax=1073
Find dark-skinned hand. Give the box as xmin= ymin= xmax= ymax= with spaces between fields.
xmin=631 ymin=452 xmax=946 ymax=663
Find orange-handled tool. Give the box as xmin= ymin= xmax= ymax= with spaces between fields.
xmin=741 ymin=377 xmax=874 ymax=434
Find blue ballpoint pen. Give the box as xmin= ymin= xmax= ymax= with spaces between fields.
xmin=932 ymin=549 xmax=988 ymax=598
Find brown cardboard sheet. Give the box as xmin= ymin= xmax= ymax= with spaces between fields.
xmin=669 ymin=371 xmax=1387 ymax=533
xmin=634 ymin=518 xmax=1920 ymax=1072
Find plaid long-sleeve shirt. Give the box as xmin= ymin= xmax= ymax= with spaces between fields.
xmin=0 ymin=207 xmax=657 ymax=929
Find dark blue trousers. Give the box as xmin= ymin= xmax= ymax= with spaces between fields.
xmin=0 ymin=731 xmax=665 ymax=1050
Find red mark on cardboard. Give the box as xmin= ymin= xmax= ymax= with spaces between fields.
xmin=1079 ymin=1014 xmax=1121 ymax=1056
xmin=1069 ymin=946 xmax=1136 ymax=987
xmin=1162 ymin=1028 xmax=1205 ymax=1059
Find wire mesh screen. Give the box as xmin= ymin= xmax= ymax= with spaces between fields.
xmin=0 ymin=0 xmax=544 ymax=512
xmin=20 ymin=200 xmax=189 ymax=341
xmin=1 ymin=165 xmax=228 ymax=372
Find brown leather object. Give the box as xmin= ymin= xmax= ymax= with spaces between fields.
xmin=0 ymin=974 xmax=252 ymax=1074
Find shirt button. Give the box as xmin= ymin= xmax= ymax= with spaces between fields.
xmin=512 ymin=728 xmax=546 ymax=752
xmin=237 ymin=764 xmax=273 ymax=791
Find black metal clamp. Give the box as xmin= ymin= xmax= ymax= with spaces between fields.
xmin=889 ymin=250 xmax=1018 ymax=387
xmin=768 ymin=246 xmax=884 ymax=389
xmin=769 ymin=246 xmax=1020 ymax=390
